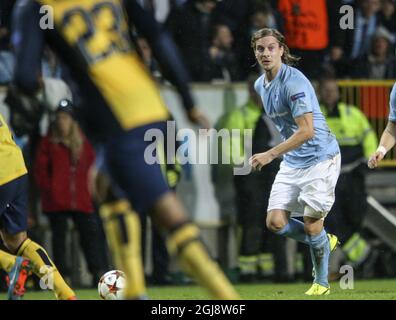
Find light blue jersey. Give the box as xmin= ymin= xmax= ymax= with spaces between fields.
xmin=388 ymin=83 xmax=396 ymax=122
xmin=254 ymin=64 xmax=339 ymax=168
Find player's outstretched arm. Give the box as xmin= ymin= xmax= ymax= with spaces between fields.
xmin=368 ymin=121 xmax=396 ymax=169
xmin=124 ymin=3 xmax=192 ymax=106
xmin=12 ymin=0 xmax=43 ymax=95
xmin=186 ymin=107 xmax=210 ymax=129
xmin=123 ymin=0 xmax=210 ymax=128
xmin=7 ymin=1 xmax=47 ymax=136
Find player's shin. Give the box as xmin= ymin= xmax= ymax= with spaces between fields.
xmin=308 ymin=230 xmax=330 ymax=287
xmin=16 ymin=238 xmax=75 ymax=300
xmin=167 ymin=222 xmax=240 ymax=300
xmin=100 ymin=199 xmax=146 ymax=299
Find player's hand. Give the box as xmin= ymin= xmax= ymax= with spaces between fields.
xmin=187 ymin=107 xmax=211 ymax=129
xmin=209 ymin=46 xmax=220 ymax=59
xmin=368 ymin=150 xmax=386 ymax=169
xmin=249 ymin=152 xmax=275 ymax=171
xmin=88 ymin=166 xmax=114 ymax=204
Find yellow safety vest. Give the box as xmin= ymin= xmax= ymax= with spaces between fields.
xmin=321 ymin=102 xmax=377 ymax=158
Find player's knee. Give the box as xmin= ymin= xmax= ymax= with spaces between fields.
xmin=167 ymin=222 xmax=200 ymax=256
xmin=303 ymin=209 xmax=324 ymax=235
xmin=303 ymin=221 xmax=322 ymax=236
xmin=1 ymin=231 xmax=27 ymax=253
xmin=303 ymin=224 xmax=315 ymax=236
xmin=152 ymin=192 xmax=188 ymax=231
xmin=266 ymin=216 xmax=287 ymax=233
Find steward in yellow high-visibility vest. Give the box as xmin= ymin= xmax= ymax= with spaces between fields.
xmin=319 ymin=78 xmax=377 ymax=265
xmin=213 ymin=89 xmax=263 ymax=280
xmin=214 ymin=75 xmax=285 ymax=282
xmin=320 ymin=102 xmax=377 ymax=167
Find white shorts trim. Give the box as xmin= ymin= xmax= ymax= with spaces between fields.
xmin=267 ymin=154 xmax=341 ymax=220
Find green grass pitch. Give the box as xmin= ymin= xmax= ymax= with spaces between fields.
xmin=1 ymin=279 xmax=396 ymax=300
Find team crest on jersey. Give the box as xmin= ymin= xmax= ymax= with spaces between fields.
xmin=291 ymin=92 xmax=305 ymax=101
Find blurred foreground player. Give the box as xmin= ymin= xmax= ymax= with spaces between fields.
xmin=0 ymin=113 xmax=75 ymax=300
xmin=11 ymin=0 xmax=239 ymax=299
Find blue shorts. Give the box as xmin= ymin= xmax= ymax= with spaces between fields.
xmin=99 ymin=122 xmax=170 ymax=214
xmin=0 ymin=174 xmax=28 ymax=234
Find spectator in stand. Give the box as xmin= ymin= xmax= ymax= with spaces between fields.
xmin=250 ymin=2 xmax=282 ymax=33
xmin=246 ymin=3 xmax=284 ymax=75
xmin=213 ymin=0 xmax=254 ymax=32
xmin=166 ymin=0 xmax=217 ymax=81
xmin=378 ymin=0 xmax=396 ymax=45
xmin=0 ymin=0 xmax=15 ymax=85
xmin=34 ymin=99 xmax=105 ymax=287
xmin=351 ymin=26 xmax=396 ymax=78
xmin=211 ymin=0 xmax=255 ymax=79
xmin=278 ymin=0 xmax=334 ymax=79
xmin=208 ymin=24 xmax=242 ymax=82
xmin=333 ymin=0 xmax=381 ymax=68
xmin=321 ymin=0 xmax=350 ymax=78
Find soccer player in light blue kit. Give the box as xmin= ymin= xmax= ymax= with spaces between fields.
xmin=368 ymin=83 xmax=396 ymax=168
xmin=249 ymin=28 xmax=341 ymax=295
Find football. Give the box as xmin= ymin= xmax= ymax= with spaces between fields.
xmin=98 ymin=270 xmax=126 ymax=300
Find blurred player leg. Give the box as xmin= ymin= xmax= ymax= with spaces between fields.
xmin=0 ymin=250 xmax=31 ymax=300
xmin=3 ymin=234 xmax=76 ymax=300
xmin=0 ymin=174 xmax=75 ymax=300
xmin=155 ymin=192 xmax=240 ymax=300
xmin=97 ymin=123 xmax=239 ymax=300
xmin=94 ymin=169 xmax=146 ymax=299
xmin=100 ymin=199 xmax=146 ymax=299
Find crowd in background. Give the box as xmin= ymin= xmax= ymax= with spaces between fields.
xmin=0 ymin=0 xmax=396 ymax=289
xmin=144 ymin=0 xmax=396 ymax=81
xmin=1 ymin=0 xmax=396 ymax=84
